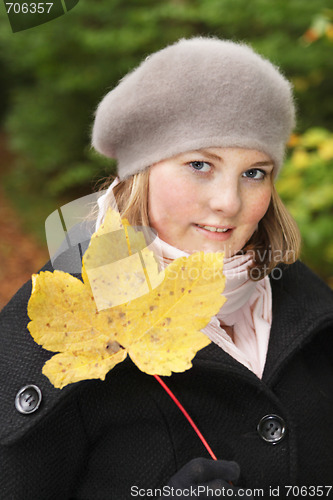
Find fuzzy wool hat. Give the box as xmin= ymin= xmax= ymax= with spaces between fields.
xmin=92 ymin=37 xmax=295 ymax=180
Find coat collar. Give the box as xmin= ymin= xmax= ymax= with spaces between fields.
xmin=0 ymin=260 xmax=332 ymax=445
xmin=194 ymin=261 xmax=333 ymax=384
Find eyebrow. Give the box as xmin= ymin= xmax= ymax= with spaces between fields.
xmin=195 ymin=149 xmax=223 ymax=162
xmin=250 ymin=161 xmax=274 ymax=168
xmin=197 ymin=149 xmax=274 ymax=168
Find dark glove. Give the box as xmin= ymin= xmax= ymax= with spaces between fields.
xmin=159 ymin=457 xmax=253 ymax=499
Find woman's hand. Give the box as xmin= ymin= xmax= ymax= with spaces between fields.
xmin=159 ymin=457 xmax=253 ymax=499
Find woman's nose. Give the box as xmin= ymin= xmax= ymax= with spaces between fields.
xmin=207 ymin=181 xmax=242 ymax=217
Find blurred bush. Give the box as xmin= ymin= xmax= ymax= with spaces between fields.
xmin=277 ymin=128 xmax=333 ymax=284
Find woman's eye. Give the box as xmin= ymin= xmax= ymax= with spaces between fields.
xmin=243 ymin=168 xmax=266 ymax=180
xmin=189 ymin=161 xmax=211 ymax=173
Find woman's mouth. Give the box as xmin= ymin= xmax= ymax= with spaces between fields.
xmin=193 ymin=223 xmax=235 ymax=240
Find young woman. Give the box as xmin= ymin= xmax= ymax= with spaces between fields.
xmin=0 ymin=37 xmax=332 ymax=500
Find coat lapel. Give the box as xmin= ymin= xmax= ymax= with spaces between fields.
xmin=193 ymin=261 xmax=333 ymax=387
xmin=263 ymin=262 xmax=333 ymax=383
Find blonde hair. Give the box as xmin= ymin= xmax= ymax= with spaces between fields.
xmin=96 ymin=168 xmax=301 ymax=280
xmin=244 ymin=184 xmax=301 ymax=279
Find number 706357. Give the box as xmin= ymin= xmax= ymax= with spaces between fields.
xmin=6 ymin=3 xmax=53 ymax=14
xmin=285 ymin=485 xmax=332 ymax=497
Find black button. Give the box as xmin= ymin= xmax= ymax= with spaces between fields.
xmin=257 ymin=414 xmax=286 ymax=444
xmin=15 ymin=385 xmax=42 ymax=415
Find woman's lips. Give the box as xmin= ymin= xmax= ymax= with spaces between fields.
xmin=193 ymin=223 xmax=235 ymax=241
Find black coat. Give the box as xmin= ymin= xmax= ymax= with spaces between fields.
xmin=0 ymin=260 xmax=332 ymax=499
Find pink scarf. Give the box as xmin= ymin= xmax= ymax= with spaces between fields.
xmin=150 ymin=237 xmax=272 ymax=379
xmin=96 ymin=178 xmax=272 ymax=378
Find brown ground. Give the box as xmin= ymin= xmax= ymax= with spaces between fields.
xmin=0 ymin=133 xmax=48 ymax=310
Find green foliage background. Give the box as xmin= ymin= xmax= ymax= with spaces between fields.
xmin=0 ymin=0 xmax=332 ymax=284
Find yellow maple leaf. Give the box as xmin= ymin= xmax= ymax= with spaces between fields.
xmin=28 ymin=209 xmax=226 ymax=389
xmin=82 ymin=208 xmax=164 ymax=309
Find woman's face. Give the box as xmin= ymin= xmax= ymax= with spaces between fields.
xmin=148 ymin=147 xmax=273 ymax=258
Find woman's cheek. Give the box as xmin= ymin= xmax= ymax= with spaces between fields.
xmin=149 ymin=171 xmax=193 ymax=227
xmin=159 ymin=178 xmax=196 ymax=215
xmin=247 ymin=188 xmax=271 ymax=224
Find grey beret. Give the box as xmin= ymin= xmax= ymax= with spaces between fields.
xmin=92 ymin=37 xmax=295 ymax=180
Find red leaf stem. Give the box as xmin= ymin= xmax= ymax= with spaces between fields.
xmin=154 ymin=374 xmax=217 ymax=461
